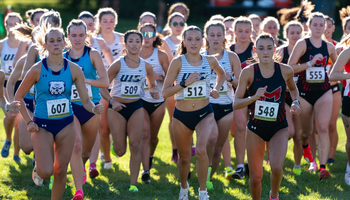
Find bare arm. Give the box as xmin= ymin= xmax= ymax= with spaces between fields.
xmin=100 ymin=60 xmax=121 ymax=102
xmin=162 ymin=40 xmax=174 ymax=62
xmin=22 ymin=45 xmax=39 ymax=78
xmin=162 ymin=57 xmax=184 ymax=99
xmin=145 ymin=62 xmax=159 ymax=99
xmin=7 ymin=55 xmax=26 ymax=102
xmin=158 ymin=50 xmax=170 ymax=80
xmin=0 ymin=71 xmax=20 ymax=113
xmin=88 ymin=49 xmax=109 ymax=88
xmin=228 ymin=51 xmax=241 ymax=87
xmin=329 ymin=48 xmax=350 ymax=81
xmin=288 ymin=40 xmax=309 ymax=73
xmin=97 ymin=38 xmax=114 ymax=66
xmin=208 ymin=56 xmax=225 ymax=92
xmin=13 ymin=41 xmax=29 ymax=67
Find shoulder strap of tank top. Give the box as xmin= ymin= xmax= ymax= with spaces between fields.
xmin=114 ymin=32 xmax=121 ymax=43
xmin=64 ymin=58 xmax=68 ymax=71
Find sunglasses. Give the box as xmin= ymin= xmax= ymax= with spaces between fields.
xmin=170 ymin=22 xmax=185 ymax=27
xmin=141 ymin=31 xmax=156 ymax=38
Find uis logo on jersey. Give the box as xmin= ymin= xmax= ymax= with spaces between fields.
xmin=259 ymin=86 xmax=282 ymax=101
xmin=181 ymin=72 xmax=210 ymax=80
xmin=3 ymin=54 xmax=14 ymax=61
xmin=112 ymin=49 xmax=121 ymax=57
xmin=48 ymin=81 xmax=66 ymax=96
xmin=309 ymin=55 xmax=327 ymax=67
xmin=120 ymin=75 xmax=143 ymax=82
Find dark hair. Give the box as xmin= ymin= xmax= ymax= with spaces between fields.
xmin=25 ymin=8 xmax=48 ymax=25
xmin=253 ymin=33 xmax=280 ymax=63
xmin=296 ymin=0 xmax=315 ymax=23
xmin=168 ymin=3 xmax=190 ymax=19
xmin=283 ymin=21 xmax=303 ymax=39
xmin=204 ymin=20 xmax=226 ymax=50
xmin=325 ymin=15 xmax=335 ymax=26
xmin=140 ymin=23 xmax=163 ymax=49
xmin=307 ymin=12 xmax=325 ymax=27
xmin=167 ymin=12 xmax=185 ymax=24
xmin=139 ymin=12 xmax=157 ymax=25
xmin=209 ymin=14 xmax=224 ymax=22
xmin=95 ymin=7 xmax=118 ymax=35
xmin=78 ymin=11 xmax=94 ymax=21
xmin=13 ymin=24 xmax=33 ymax=40
xmin=178 ymin=26 xmax=202 ymax=55
xmin=223 ymin=16 xmax=235 ymax=23
xmin=124 ymin=30 xmax=143 ymax=44
xmin=39 ymin=11 xmax=62 ymax=28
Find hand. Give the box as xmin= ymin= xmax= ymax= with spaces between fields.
xmin=290 ymin=102 xmax=301 ymax=115
xmin=93 ymin=104 xmax=104 ymax=115
xmin=310 ymin=53 xmax=324 ymax=66
xmin=184 ymin=72 xmax=201 ymax=86
xmin=111 ymin=99 xmax=126 ymax=111
xmin=7 ymin=101 xmax=20 ymax=114
xmin=210 ymin=89 xmax=220 ymax=99
xmin=254 ymin=86 xmax=267 ymax=100
xmin=154 ymin=72 xmax=163 ymax=81
xmin=150 ymin=87 xmax=160 ymax=99
xmin=27 ymin=121 xmax=39 ymax=133
xmin=225 ymin=71 xmax=231 ymax=82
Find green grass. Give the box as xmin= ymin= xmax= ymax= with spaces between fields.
xmin=0 ymin=110 xmax=350 ymax=200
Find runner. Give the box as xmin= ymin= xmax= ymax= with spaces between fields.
xmin=261 ymin=17 xmax=285 ymax=47
xmin=223 ymin=16 xmax=235 ymax=46
xmin=161 ymin=2 xmax=189 ymax=36
xmin=248 ymin=14 xmax=261 ymax=42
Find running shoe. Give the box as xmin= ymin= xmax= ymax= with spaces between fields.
xmin=302 ymin=144 xmax=314 ymax=163
xmin=191 ymin=146 xmax=195 ymax=156
xmin=293 ymin=167 xmax=301 ymax=176
xmin=198 ymin=189 xmax=209 ymax=200
xmin=149 ymin=156 xmax=153 ymax=169
xmin=327 ymin=158 xmax=335 ymax=165
xmin=104 ymin=161 xmax=112 ymax=170
xmin=1 ymin=140 xmax=11 ymax=158
xmin=269 ymin=190 xmax=279 ymax=200
xmin=141 ymin=170 xmax=151 ymax=183
xmin=171 ymin=152 xmax=179 ymax=164
xmin=129 ymin=185 xmax=139 ymax=192
xmin=345 ymin=164 xmax=350 ymax=185
xmin=206 ymin=167 xmax=213 ymax=190
xmin=13 ymin=155 xmax=21 ymax=163
xmin=32 ymin=166 xmax=43 ymax=186
xmin=308 ymin=161 xmax=318 ymax=172
xmin=49 ymin=175 xmax=54 ymax=190
xmin=232 ymin=167 xmax=244 ymax=180
xmin=83 ymin=168 xmax=87 ymax=185
xmin=224 ymin=166 xmax=234 ymax=179
xmin=178 ymin=182 xmax=189 ymax=200
xmin=72 ymin=189 xmax=84 ymax=200
xmin=89 ymin=163 xmax=99 ymax=178
xmin=319 ymin=168 xmax=330 ymax=180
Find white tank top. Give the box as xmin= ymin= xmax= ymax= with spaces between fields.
xmin=204 ymin=50 xmax=234 ymax=104
xmin=174 ymin=55 xmax=211 ymax=100
xmin=142 ymin=48 xmax=165 ymax=103
xmin=1 ymin=38 xmax=18 ymax=78
xmin=97 ymin=32 xmax=123 ymax=68
xmin=110 ymin=56 xmax=146 ymax=99
xmin=91 ymin=37 xmax=102 ymax=53
xmin=165 ymin=36 xmax=179 ymax=57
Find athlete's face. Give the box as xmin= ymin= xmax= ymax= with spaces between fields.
xmin=33 ymin=12 xmax=44 ymax=27
xmin=183 ymin=30 xmax=202 ymax=54
xmin=287 ymin=26 xmax=302 ymax=45
xmin=45 ymin=30 xmax=65 ymax=55
xmin=170 ymin=16 xmax=185 ymax=36
xmin=255 ymin=38 xmax=275 ymax=64
xmin=6 ymin=17 xmax=20 ymax=34
xmin=263 ymin=21 xmax=278 ymax=38
xmin=141 ymin=26 xmax=156 ymax=48
xmin=100 ymin=14 xmax=115 ymax=33
xmin=324 ymin=19 xmax=334 ymax=39
xmin=81 ymin=17 xmax=95 ymax=33
xmin=345 ymin=21 xmax=350 ymax=35
xmin=224 ymin=21 xmax=234 ymax=42
xmin=206 ymin=26 xmax=225 ymax=49
xmin=68 ymin=25 xmax=86 ymax=49
xmin=140 ymin=16 xmax=156 ymax=26
xmin=173 ymin=7 xmax=188 ymax=21
xmin=309 ymin=17 xmax=325 ymax=37
xmin=125 ymin=34 xmax=142 ymax=55
xmin=251 ymin=18 xmax=260 ymax=33
xmin=234 ymin=23 xmax=252 ymax=43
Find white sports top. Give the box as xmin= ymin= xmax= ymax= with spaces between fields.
xmin=91 ymin=37 xmax=102 ymax=54
xmin=204 ymin=50 xmax=234 ymax=104
xmin=97 ymin=32 xmax=123 ymax=68
xmin=165 ymin=36 xmax=180 ymax=57
xmin=142 ymin=48 xmax=164 ymax=103
xmin=110 ymin=56 xmax=146 ymax=99
xmin=1 ymin=38 xmax=18 ymax=78
xmin=174 ymin=55 xmax=211 ymax=100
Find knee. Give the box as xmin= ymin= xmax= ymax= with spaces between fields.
xmin=179 ymin=156 xmax=191 ymax=165
xmin=113 ymin=145 xmax=126 ymax=157
xmin=270 ymin=165 xmax=283 ymax=176
xmin=250 ymin=174 xmax=263 ymax=186
xmin=195 ymin=147 xmax=207 ymax=160
xmin=53 ymin=165 xmax=68 ymax=178
xmin=129 ymin=140 xmax=141 ymax=154
xmin=329 ymin=123 xmax=337 ymax=133
xmin=213 ymin=146 xmax=222 ymax=157
xmin=150 ymin=136 xmax=159 ymax=146
xmin=318 ymin=124 xmax=329 ymax=135
xmin=72 ymin=141 xmax=82 ymax=155
xmin=207 ymin=132 xmax=218 ymax=147
xmin=20 ymin=146 xmax=33 ymax=155
xmin=142 ymin=131 xmax=150 ymax=141
xmin=37 ymin=166 xmax=53 ymax=179
xmin=235 ymin=120 xmax=246 ymax=132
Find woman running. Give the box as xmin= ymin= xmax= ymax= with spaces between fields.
xmin=100 ymin=30 xmax=159 ymax=192
xmin=223 ymin=16 xmax=235 ymax=46
xmin=261 ymin=17 xmax=285 ymax=47
xmin=162 ymin=25 xmax=225 ymax=200
xmin=15 ymin=26 xmax=103 ymax=200
xmin=288 ymin=12 xmax=337 ymax=180
xmin=139 ymin=23 xmax=169 ymax=182
xmin=161 ymin=2 xmax=190 ymax=36
xmin=0 ymin=13 xmax=23 ymax=162
xmin=248 ymin=14 xmax=261 ymax=42
xmin=203 ymin=20 xmax=241 ymax=188
xmin=234 ymin=33 xmax=301 ymax=200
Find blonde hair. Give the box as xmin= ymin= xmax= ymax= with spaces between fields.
xmin=35 ymin=25 xmax=65 ymax=56
xmin=95 ymin=7 xmax=118 ymax=35
xmin=66 ymin=19 xmax=90 ymax=49
xmin=204 ymin=20 xmax=226 ymax=50
xmin=283 ymin=21 xmax=303 ymax=39
xmin=261 ymin=16 xmax=280 ymax=31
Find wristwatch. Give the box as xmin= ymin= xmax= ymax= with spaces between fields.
xmin=230 ymin=75 xmax=235 ymax=82
xmin=5 ymin=103 xmax=9 ymax=112
xmin=292 ymin=99 xmax=300 ymax=106
xmin=180 ymin=80 xmax=187 ymax=88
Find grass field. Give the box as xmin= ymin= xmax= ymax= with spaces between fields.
xmin=0 ymin=110 xmax=349 ymax=200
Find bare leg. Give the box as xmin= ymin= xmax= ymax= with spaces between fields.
xmin=328 ymin=91 xmax=340 ymax=160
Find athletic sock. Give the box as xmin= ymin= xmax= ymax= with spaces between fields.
xmin=294 ymin=164 xmax=301 ymax=168
xmin=173 ymin=149 xmax=178 ymax=155
xmin=237 ymin=164 xmax=244 ymax=169
xmin=302 ymin=143 xmax=308 ymax=148
xmin=320 ymin=164 xmax=326 ymax=169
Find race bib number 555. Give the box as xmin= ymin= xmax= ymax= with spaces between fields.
xmin=306 ymin=67 xmax=325 ymax=83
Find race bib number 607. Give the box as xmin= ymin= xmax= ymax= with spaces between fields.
xmin=46 ymin=98 xmax=70 ymax=118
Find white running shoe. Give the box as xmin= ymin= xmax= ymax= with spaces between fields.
xmin=178 ymin=182 xmax=189 ymax=200
xmin=32 ymin=166 xmax=43 ymax=186
xmin=104 ymin=161 xmax=112 ymax=169
xmin=345 ymin=163 xmax=350 ymax=185
xmin=308 ymin=161 xmax=318 ymax=172
xmin=199 ymin=188 xmax=209 ymax=200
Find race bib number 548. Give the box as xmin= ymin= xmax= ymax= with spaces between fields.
xmin=254 ymin=100 xmax=279 ymax=122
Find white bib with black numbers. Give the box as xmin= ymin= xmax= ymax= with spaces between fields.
xmin=70 ymin=84 xmax=93 ymax=102
xmin=46 ymin=98 xmax=70 ymax=118
xmin=4 ymin=62 xmax=13 ymax=76
xmin=29 ymin=86 xmax=35 ymax=96
xmin=254 ymin=100 xmax=279 ymax=122
xmin=306 ymin=67 xmax=325 ymax=83
xmin=121 ymin=82 xmax=141 ymax=97
xmin=143 ymin=80 xmax=157 ymax=91
xmin=210 ymin=79 xmax=227 ymax=95
xmin=184 ymin=80 xmax=207 ymax=100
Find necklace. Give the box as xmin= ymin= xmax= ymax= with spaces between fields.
xmin=186 ymin=55 xmax=201 ymax=64
xmin=126 ymin=56 xmax=140 ymax=64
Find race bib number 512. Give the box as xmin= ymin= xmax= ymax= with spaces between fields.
xmin=184 ymin=81 xmax=206 ymax=100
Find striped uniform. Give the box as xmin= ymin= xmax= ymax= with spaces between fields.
xmin=165 ymin=36 xmax=179 ymax=57
xmin=1 ymin=38 xmax=18 ymax=78
xmin=97 ymin=32 xmax=123 ymax=68
xmin=91 ymin=37 xmax=102 ymax=54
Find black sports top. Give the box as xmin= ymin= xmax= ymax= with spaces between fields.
xmin=297 ymin=38 xmax=330 ymax=92
xmin=230 ymin=41 xmax=254 ymax=69
xmin=248 ymin=63 xmax=286 ymax=124
xmin=281 ymin=46 xmax=289 ymax=64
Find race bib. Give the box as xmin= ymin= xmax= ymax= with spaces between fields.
xmin=29 ymin=86 xmax=35 ymax=96
xmin=71 ymin=84 xmax=93 ymax=102
xmin=306 ymin=67 xmax=325 ymax=83
xmin=46 ymin=98 xmax=70 ymax=118
xmin=121 ymin=82 xmax=141 ymax=97
xmin=184 ymin=81 xmax=207 ymax=100
xmin=210 ymin=79 xmax=227 ymax=95
xmin=4 ymin=63 xmax=13 ymax=76
xmin=144 ymin=81 xmax=157 ymax=91
xmin=254 ymin=100 xmax=279 ymax=122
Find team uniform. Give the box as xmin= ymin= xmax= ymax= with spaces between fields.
xmin=229 ymin=41 xmax=254 ymax=69
xmin=341 ymin=57 xmax=350 ymax=117
xmin=23 ymin=56 xmax=41 ymax=113
xmin=205 ymin=50 xmax=234 ymax=121
xmin=64 ymin=46 xmax=100 ymax=125
xmin=326 ymin=40 xmax=340 ymax=94
xmin=297 ymin=38 xmax=330 ymax=106
xmin=141 ymin=48 xmax=165 ymax=115
xmin=280 ymin=46 xmax=298 ymax=107
xmin=1 ymin=38 xmax=21 ymax=92
xmin=33 ymin=58 xmax=74 ymax=137
xmin=165 ymin=36 xmax=180 ymax=57
xmin=109 ymin=56 xmax=147 ymax=121
xmin=173 ymin=55 xmax=212 ymax=130
xmin=97 ymin=32 xmax=123 ymax=68
xmin=247 ymin=63 xmax=288 ymax=141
